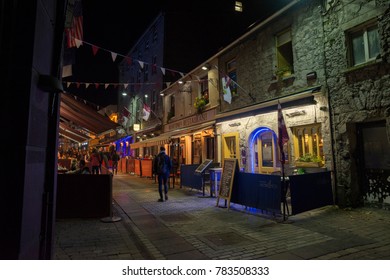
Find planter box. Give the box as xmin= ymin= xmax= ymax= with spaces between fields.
xmin=295 ymin=161 xmax=323 ymax=168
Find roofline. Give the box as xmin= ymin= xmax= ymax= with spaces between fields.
xmin=161 ymin=0 xmax=301 ymax=94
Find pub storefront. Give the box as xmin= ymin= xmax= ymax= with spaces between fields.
xmin=215 ymin=87 xmax=331 ymax=175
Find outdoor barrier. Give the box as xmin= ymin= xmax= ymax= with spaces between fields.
xmin=127 ymin=158 xmax=135 ymax=173
xmin=134 ymin=159 xmax=141 ymax=176
xmin=118 ymin=158 xmax=125 ymax=173
xmin=289 ymin=171 xmax=333 ymax=215
xmin=56 ymin=174 xmax=112 ymax=218
xmin=140 ymin=159 xmax=153 ymax=178
xmin=230 ymin=172 xmax=281 ymax=214
xmin=180 ymin=164 xmax=203 ymax=190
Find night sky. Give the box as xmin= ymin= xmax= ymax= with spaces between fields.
xmin=64 ymin=0 xmax=293 ymax=107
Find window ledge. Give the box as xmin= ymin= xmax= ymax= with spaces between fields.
xmin=342 ymin=58 xmax=383 ymax=74
xmin=270 ymin=74 xmax=296 ymax=83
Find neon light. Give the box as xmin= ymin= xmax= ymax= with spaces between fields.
xmin=248 ymin=127 xmax=274 ymax=173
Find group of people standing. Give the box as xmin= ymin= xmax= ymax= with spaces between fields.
xmin=89 ymin=146 xmax=120 ymax=175
xmin=65 ymin=145 xmax=175 ymax=203
xmin=66 ymin=145 xmax=120 ymax=175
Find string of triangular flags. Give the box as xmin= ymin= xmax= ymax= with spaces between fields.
xmin=69 ymin=35 xmax=186 ymax=79
xmin=63 ymin=81 xmax=158 ymax=90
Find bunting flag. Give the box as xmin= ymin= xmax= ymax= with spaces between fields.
xmin=278 ymin=101 xmax=289 ymax=164
xmin=142 ymin=104 xmax=151 ymax=121
xmin=221 ymin=76 xmax=232 ymax=104
xmin=92 ymin=45 xmax=99 ymax=56
xmin=62 ymin=81 xmax=156 ymax=90
xmin=65 ymin=0 xmax=83 ymax=48
xmin=66 ymin=37 xmax=188 ymax=79
xmin=111 ymin=52 xmax=117 ymax=62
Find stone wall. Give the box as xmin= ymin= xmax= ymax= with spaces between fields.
xmin=323 ymin=0 xmax=390 ymax=207
xmin=218 ymin=0 xmax=325 ymax=112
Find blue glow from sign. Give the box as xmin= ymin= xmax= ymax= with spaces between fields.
xmin=249 ymin=127 xmax=273 ymax=173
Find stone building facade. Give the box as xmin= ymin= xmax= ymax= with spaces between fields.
xmin=322 ymin=0 xmax=390 ymax=207
xmin=216 ymin=0 xmax=333 ymax=175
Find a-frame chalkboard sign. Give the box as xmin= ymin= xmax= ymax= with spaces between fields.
xmin=216 ymin=158 xmax=239 ymax=210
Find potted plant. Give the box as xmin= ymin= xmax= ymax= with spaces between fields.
xmin=275 ymin=66 xmax=292 ymax=80
xmin=295 ymin=153 xmax=323 ymax=167
xmin=194 ymin=96 xmax=208 ymax=113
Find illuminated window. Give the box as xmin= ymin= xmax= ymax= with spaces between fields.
xmin=293 ymin=124 xmax=324 ymax=162
xmin=235 ymin=1 xmax=243 ymax=12
xmin=222 ymin=132 xmax=239 ymax=166
xmin=255 ymin=131 xmax=287 ymax=174
xmin=347 ymin=22 xmax=380 ymax=66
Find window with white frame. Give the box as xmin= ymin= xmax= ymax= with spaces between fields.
xmin=226 ymin=58 xmax=237 ymax=96
xmin=348 ymin=22 xmax=380 ymax=66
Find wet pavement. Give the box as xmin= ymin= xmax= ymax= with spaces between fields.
xmin=54 ymin=173 xmax=390 ymax=260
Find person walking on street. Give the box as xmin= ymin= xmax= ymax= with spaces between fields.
xmin=153 ymin=146 xmax=172 ymax=202
xmin=109 ymin=146 xmax=120 ymax=175
xmin=89 ymin=148 xmax=101 ymax=174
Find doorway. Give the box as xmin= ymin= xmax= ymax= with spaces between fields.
xmin=357 ymin=121 xmax=390 ymax=206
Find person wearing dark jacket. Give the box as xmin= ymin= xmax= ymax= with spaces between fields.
xmin=153 ymin=146 xmax=172 ymax=202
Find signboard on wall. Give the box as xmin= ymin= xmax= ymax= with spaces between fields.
xmin=216 ymin=158 xmax=239 ymax=210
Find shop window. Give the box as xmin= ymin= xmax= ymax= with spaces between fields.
xmin=192 ymin=133 xmax=202 ymax=164
xmin=347 ymin=22 xmax=380 ymax=66
xmin=276 ymin=28 xmax=294 ymax=77
xmin=205 ymin=136 xmax=214 ymax=160
xmin=293 ymin=124 xmax=324 ymax=162
xmin=256 ymin=131 xmax=281 ymax=174
xmin=226 ymin=58 xmax=237 ymax=96
xmin=180 ymin=137 xmax=186 ymax=165
xmin=222 ymin=132 xmax=239 ymax=166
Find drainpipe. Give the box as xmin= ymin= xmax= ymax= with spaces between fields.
xmin=319 ymin=4 xmax=338 ymax=206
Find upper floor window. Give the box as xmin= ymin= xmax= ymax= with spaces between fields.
xmin=276 ymin=28 xmax=293 ymax=76
xmin=143 ymin=64 xmax=149 ymax=82
xmin=152 ymin=56 xmax=157 ymax=74
xmin=200 ymin=76 xmax=209 ymax=104
xmin=152 ymin=24 xmax=158 ymax=42
xmin=348 ymin=22 xmax=380 ymax=66
xmin=226 ymin=58 xmax=237 ymax=96
xmin=170 ymin=95 xmax=175 ymax=117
